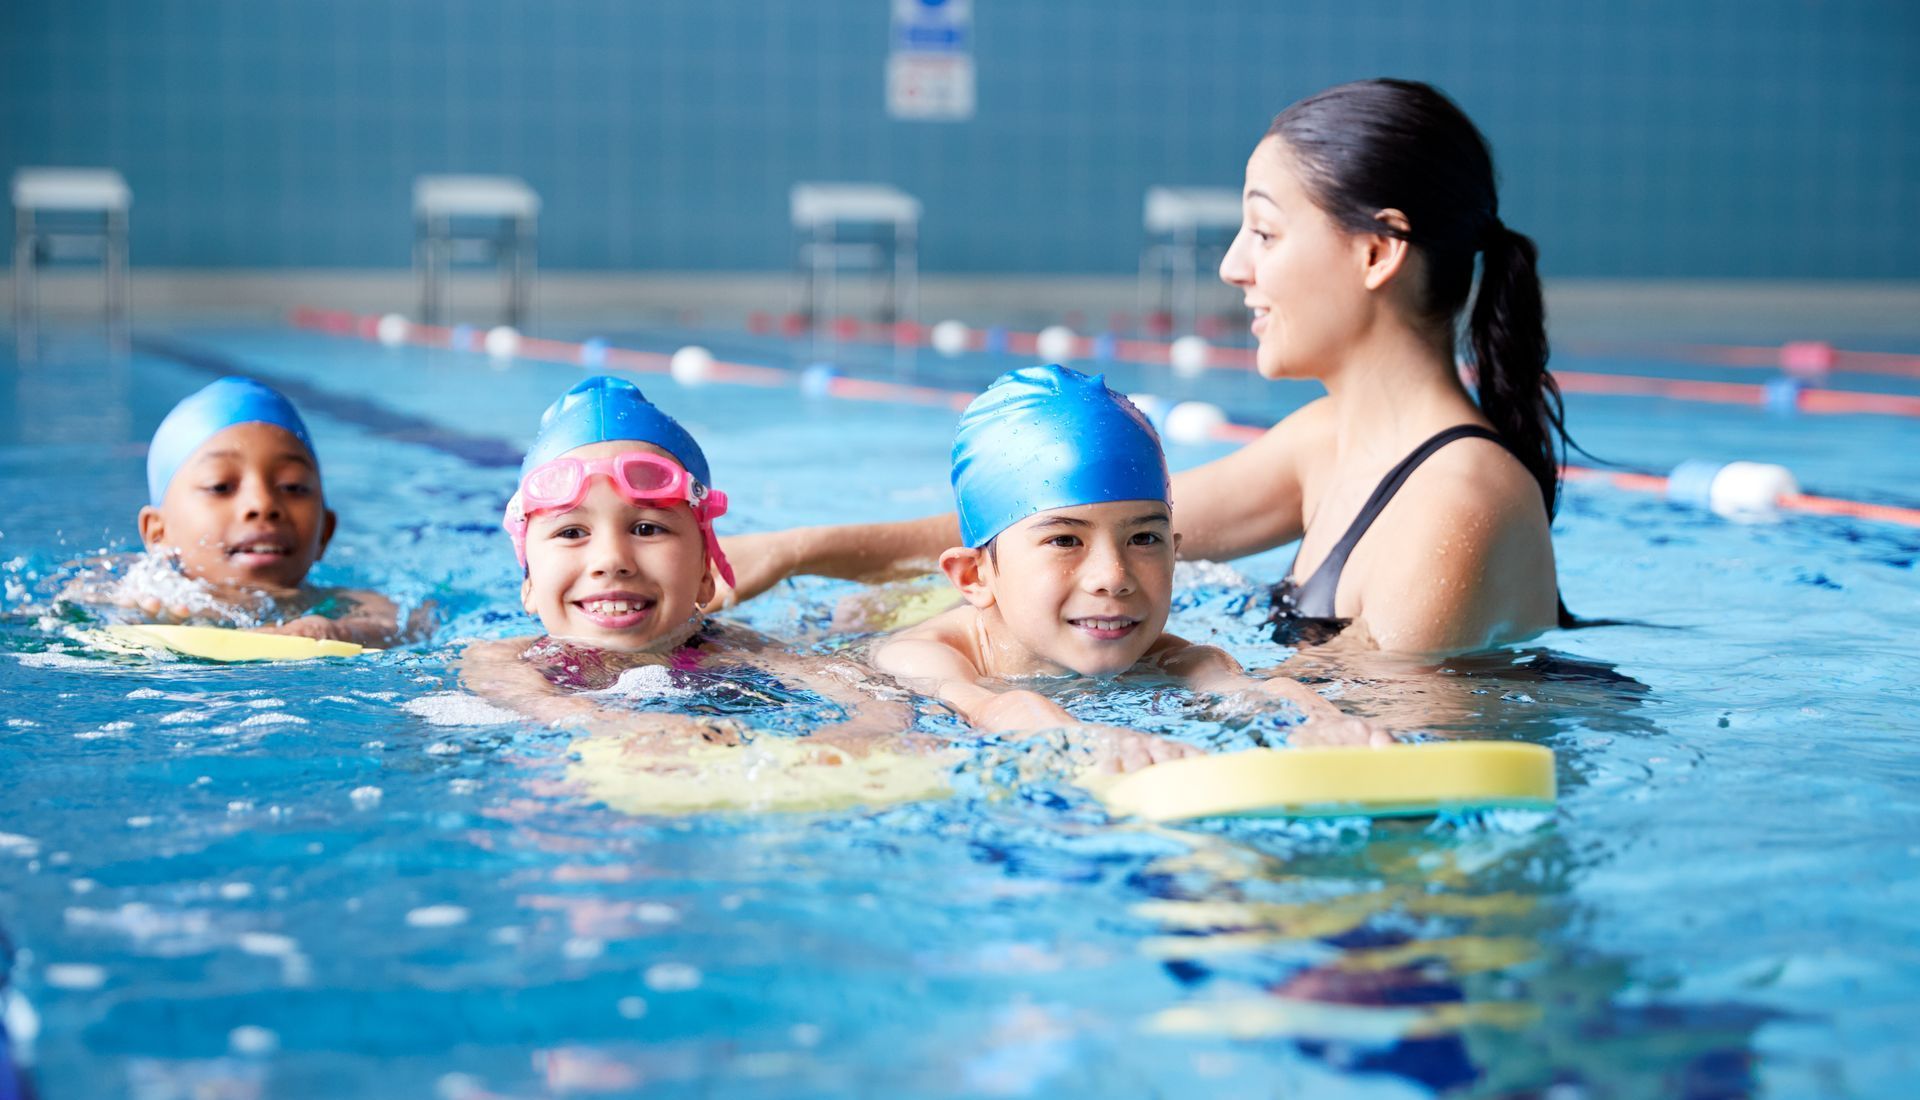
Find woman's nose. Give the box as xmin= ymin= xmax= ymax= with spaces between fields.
xmin=1219 ymin=228 xmax=1253 ymax=286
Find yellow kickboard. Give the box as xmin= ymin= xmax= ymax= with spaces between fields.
xmin=98 ymin=624 xmax=372 ymax=662
xmin=1093 ymin=741 xmax=1556 ymax=823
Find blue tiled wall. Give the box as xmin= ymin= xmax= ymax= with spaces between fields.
xmin=3 ymin=0 xmax=1915 ymax=277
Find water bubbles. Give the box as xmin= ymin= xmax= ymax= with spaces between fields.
xmin=43 ymin=963 xmax=107 ymax=990
xmin=406 ymin=905 xmax=469 ymax=929
xmin=349 ymin=786 xmax=383 ymax=809
xmin=237 ymin=932 xmax=298 ymax=957
xmin=403 ymin=692 xmax=524 ymax=727
xmin=643 ymin=962 xmax=703 ymax=992
xmin=227 ymin=1025 xmax=279 ymax=1055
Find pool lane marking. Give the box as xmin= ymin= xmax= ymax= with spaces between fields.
xmin=133 ymin=333 xmax=523 ymax=468
xmin=1560 ymin=338 xmax=1920 ymax=380
xmin=287 ymin=308 xmax=1920 ymax=529
xmin=759 ymin=314 xmax=1920 ymax=416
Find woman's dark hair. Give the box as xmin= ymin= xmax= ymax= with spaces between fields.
xmin=1266 ymin=78 xmax=1569 ymax=517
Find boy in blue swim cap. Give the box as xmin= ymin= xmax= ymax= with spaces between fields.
xmin=875 ymin=365 xmax=1383 ymax=770
xmin=73 ymin=376 xmax=405 ymax=644
xmin=460 ymin=376 xmax=934 ymax=772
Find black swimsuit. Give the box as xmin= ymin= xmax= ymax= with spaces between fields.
xmin=1269 ymin=425 xmax=1529 ymax=646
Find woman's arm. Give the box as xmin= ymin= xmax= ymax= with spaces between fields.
xmin=1167 ymin=399 xmax=1325 ymax=562
xmin=714 ymin=514 xmax=962 ymax=607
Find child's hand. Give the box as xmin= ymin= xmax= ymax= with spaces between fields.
xmin=1074 ymin=724 xmax=1201 ymax=774
xmin=1289 ymin=713 xmax=1397 ymax=748
xmin=255 ymin=615 xmax=354 ymax=642
xmin=132 ymin=594 xmax=201 ymax=623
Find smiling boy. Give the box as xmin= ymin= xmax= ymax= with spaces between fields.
xmin=875 ymin=365 xmax=1385 ymax=770
xmin=121 ymin=376 xmax=402 ymax=643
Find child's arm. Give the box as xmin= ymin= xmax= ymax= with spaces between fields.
xmin=456 ymin=639 xmax=744 ymax=748
xmin=874 ymin=635 xmax=1199 ymax=773
xmin=745 ymin=647 xmax=937 ymax=757
xmin=714 ymin=514 xmax=961 ymax=607
xmin=1149 ymin=636 xmax=1395 ymax=747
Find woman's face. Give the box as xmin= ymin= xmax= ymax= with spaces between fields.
xmin=1219 ymin=138 xmax=1373 ymax=381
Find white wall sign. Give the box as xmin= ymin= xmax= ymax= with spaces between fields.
xmin=887 ymin=0 xmax=973 ymax=121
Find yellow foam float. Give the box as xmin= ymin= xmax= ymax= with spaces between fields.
xmin=95 ymin=624 xmax=373 ymax=662
xmin=1089 ymin=741 xmax=1555 ymax=823
xmin=568 ymin=736 xmax=955 ymax=815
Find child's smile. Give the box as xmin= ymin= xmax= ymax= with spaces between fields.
xmin=137 ymin=421 xmax=334 ymax=594
xmin=519 ymin=441 xmax=715 ymax=653
xmin=970 ymin=500 xmax=1176 ymax=678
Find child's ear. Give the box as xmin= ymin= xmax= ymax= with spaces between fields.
xmin=1171 ymin=530 xmax=1182 ymax=556
xmin=938 ymin=546 xmax=995 ymax=610
xmin=137 ymin=506 xmax=166 ymax=549
xmin=695 ymin=566 xmax=716 ymax=610
xmin=520 ymin=575 xmax=536 ymax=616
xmin=316 ymin=508 xmax=338 ymax=560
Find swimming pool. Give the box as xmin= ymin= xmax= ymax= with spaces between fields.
xmin=2 ymin=314 xmax=1916 ymax=1098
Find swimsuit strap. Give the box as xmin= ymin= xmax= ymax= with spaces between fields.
xmin=1285 ymin=425 xmax=1512 ymax=618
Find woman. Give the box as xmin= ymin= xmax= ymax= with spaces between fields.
xmin=721 ymin=79 xmax=1570 ymax=657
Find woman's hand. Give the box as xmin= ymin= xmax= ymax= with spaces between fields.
xmin=709 ymin=530 xmax=802 ymax=608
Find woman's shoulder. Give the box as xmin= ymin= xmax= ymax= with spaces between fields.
xmin=1406 ymin=428 xmax=1547 ymax=518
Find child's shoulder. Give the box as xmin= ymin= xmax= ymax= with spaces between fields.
xmin=873 ymin=604 xmax=982 ymax=681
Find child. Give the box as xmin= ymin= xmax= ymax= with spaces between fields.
xmin=874 ymin=365 xmax=1389 ymax=768
xmin=67 ymin=376 xmax=404 ymax=645
xmin=459 ymin=375 xmax=924 ymax=765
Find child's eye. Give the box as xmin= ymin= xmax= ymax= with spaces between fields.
xmin=201 ymin=482 xmax=234 ymax=495
xmin=1247 ymin=227 xmax=1274 ymax=244
xmin=553 ymin=525 xmax=588 ymax=540
xmin=280 ymin=482 xmax=314 ymax=496
xmin=1045 ymin=534 xmax=1082 ymax=548
xmin=631 ymin=521 xmax=667 ymax=537
xmin=1130 ymin=531 xmax=1164 ymax=546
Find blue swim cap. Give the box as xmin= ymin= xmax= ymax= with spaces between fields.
xmin=951 ymin=365 xmax=1168 ymax=547
xmin=522 ymin=375 xmax=712 ymax=486
xmin=146 ymin=377 xmax=318 ymax=505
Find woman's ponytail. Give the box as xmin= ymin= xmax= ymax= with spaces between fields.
xmin=1468 ymin=223 xmax=1565 ymax=517
xmin=1269 ymin=79 xmax=1577 ymax=520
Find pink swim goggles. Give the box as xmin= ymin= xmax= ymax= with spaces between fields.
xmin=502 ymin=450 xmax=734 ymax=587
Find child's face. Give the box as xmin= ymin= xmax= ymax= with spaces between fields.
xmin=518 ymin=441 xmax=715 ymax=652
xmin=972 ymin=500 xmax=1177 ymax=677
xmin=137 ymin=422 xmax=334 ymax=593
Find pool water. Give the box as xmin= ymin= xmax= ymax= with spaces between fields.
xmin=1 ymin=319 xmax=1916 ymax=1098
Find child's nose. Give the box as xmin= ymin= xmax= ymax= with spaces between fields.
xmin=240 ymin=482 xmax=282 ymax=520
xmin=1081 ymin=546 xmax=1134 ymax=596
xmin=588 ymin=534 xmax=637 ymax=577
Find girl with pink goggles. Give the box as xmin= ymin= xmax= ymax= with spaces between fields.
xmin=503 ymin=450 xmax=734 ymax=587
